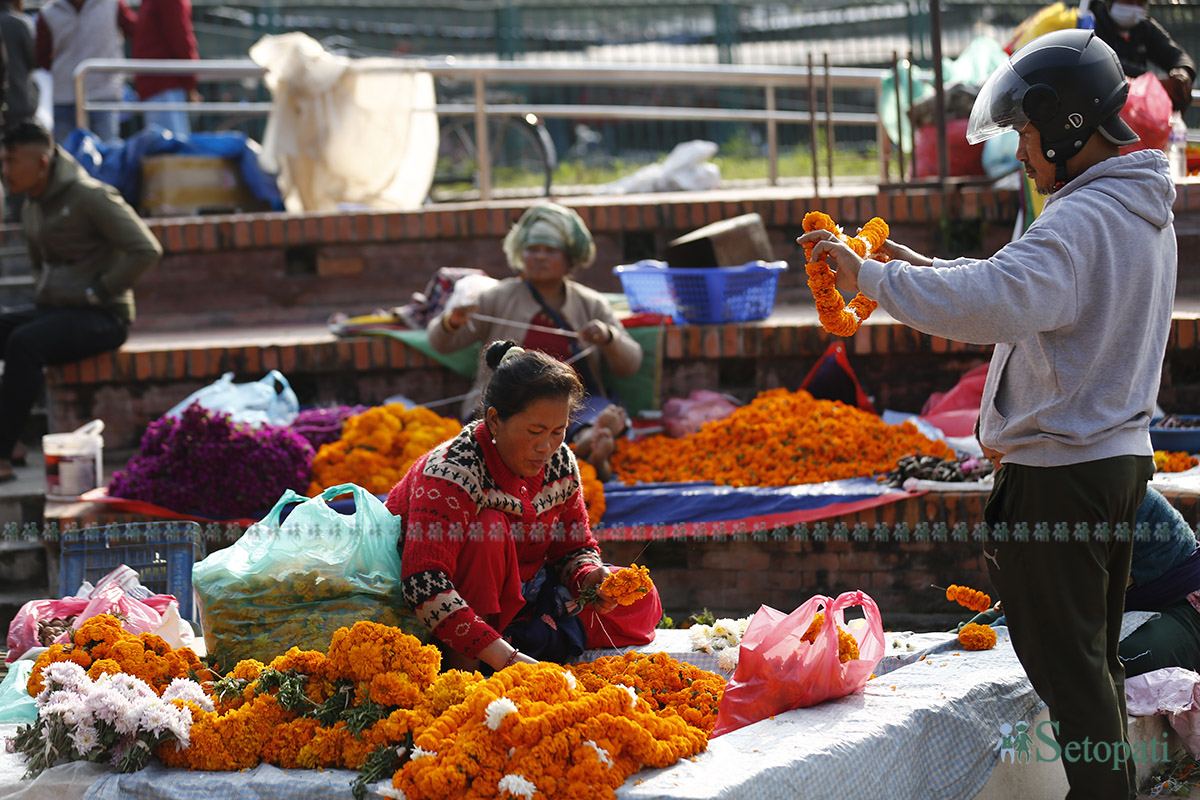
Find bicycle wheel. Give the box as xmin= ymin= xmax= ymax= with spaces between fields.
xmin=430 ymin=115 xmax=554 ymax=202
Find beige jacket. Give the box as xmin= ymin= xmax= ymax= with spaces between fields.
xmin=427 ymin=276 xmax=643 ymax=419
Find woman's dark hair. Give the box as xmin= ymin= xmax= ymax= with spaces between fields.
xmin=481 ymin=340 xmax=584 ymax=420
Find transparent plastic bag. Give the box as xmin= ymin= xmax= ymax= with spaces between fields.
xmin=165 ymin=370 xmax=299 ymax=427
xmin=712 ymin=590 xmax=885 ymax=736
xmin=193 ymin=483 xmax=423 ymax=669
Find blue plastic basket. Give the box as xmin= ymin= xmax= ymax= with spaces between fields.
xmin=1150 ymin=415 xmax=1200 ymax=453
xmin=613 ymin=260 xmax=787 ymax=324
xmin=58 ymin=521 xmax=205 ymax=622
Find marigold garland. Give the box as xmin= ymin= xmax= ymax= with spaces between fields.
xmin=1155 ymin=450 xmax=1198 ymax=473
xmin=945 ymin=584 xmax=992 ymax=614
xmin=801 ymin=211 xmax=888 ymax=337
xmin=800 ymin=612 xmax=860 ymax=664
xmin=27 ymin=614 xmax=208 ymax=697
xmin=958 ymin=623 xmax=998 ymax=651
xmin=308 ymin=404 xmax=461 ymax=495
xmin=611 ymin=388 xmax=954 ymax=487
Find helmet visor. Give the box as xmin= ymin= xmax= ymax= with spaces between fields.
xmin=967 ymin=61 xmax=1033 ymax=144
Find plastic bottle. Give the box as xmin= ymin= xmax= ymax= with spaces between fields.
xmin=1169 ymin=111 xmax=1189 ymax=180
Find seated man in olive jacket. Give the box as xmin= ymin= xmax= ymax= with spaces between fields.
xmin=0 ymin=120 xmax=162 ymax=480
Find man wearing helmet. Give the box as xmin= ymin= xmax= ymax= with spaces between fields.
xmin=1093 ymin=0 xmax=1194 ymax=111
xmin=800 ymin=29 xmax=1174 ymax=800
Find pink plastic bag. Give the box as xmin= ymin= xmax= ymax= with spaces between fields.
xmin=1119 ymin=72 xmax=1171 ymax=155
xmin=712 ymin=590 xmax=885 ymax=737
xmin=919 ymin=363 xmax=989 ymax=438
xmin=6 ymin=596 xmax=91 ymax=662
xmin=51 ymin=582 xmax=164 ymax=646
xmin=662 ymin=390 xmax=740 ymax=438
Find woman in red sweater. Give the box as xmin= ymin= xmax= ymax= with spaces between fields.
xmin=386 ymin=340 xmax=659 ymax=672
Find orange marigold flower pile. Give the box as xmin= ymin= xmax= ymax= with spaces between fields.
xmin=800 ymin=612 xmax=861 ymax=664
xmin=610 ymin=388 xmax=954 ymax=487
xmin=599 ymin=564 xmax=654 ymax=606
xmin=958 ymin=623 xmax=998 ymax=651
xmin=567 ymin=651 xmax=725 ymax=734
xmin=308 ymin=404 xmax=461 ymax=495
xmin=802 ymin=211 xmax=888 ymax=337
xmin=1155 ymin=450 xmax=1198 ymax=473
xmin=945 ymin=584 xmax=992 ymax=614
xmin=576 ymin=459 xmax=607 ymax=527
xmin=27 ymin=614 xmax=208 ymax=697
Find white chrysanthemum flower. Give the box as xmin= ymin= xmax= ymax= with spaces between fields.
xmin=562 ymin=670 xmax=577 ymax=691
xmin=162 ymin=678 xmax=215 ymax=712
xmin=410 ymin=746 xmax=436 ymax=760
xmin=498 ymin=773 xmax=537 ymax=799
xmin=583 ymin=740 xmax=613 ymax=767
xmin=41 ymin=662 xmax=88 ymax=694
xmin=736 ymin=617 xmax=751 ymax=636
xmin=485 ymin=697 xmax=518 ymax=731
xmin=717 ymin=647 xmax=740 ymax=673
xmin=373 ymin=784 xmax=407 ymax=800
xmin=135 ymin=697 xmax=173 ymax=736
xmin=99 ymin=673 xmax=156 ymax=702
xmin=88 ymin=688 xmax=134 ymax=730
xmin=620 ymin=685 xmax=638 ymax=708
xmin=69 ymin=722 xmax=100 ymax=756
xmin=688 ymin=626 xmax=712 ymax=649
xmin=710 ymin=621 xmax=731 ymax=639
xmin=165 ymin=704 xmax=193 ymax=747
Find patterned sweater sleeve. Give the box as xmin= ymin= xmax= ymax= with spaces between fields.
xmin=546 ymin=462 xmax=603 ymax=593
xmin=385 ymin=458 xmax=503 ymax=659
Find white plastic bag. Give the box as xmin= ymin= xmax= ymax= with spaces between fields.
xmin=165 ymin=370 xmax=299 ymax=427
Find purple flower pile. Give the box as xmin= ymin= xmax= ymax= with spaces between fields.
xmin=288 ymin=405 xmax=369 ymax=451
xmin=108 ymin=402 xmax=315 ymax=519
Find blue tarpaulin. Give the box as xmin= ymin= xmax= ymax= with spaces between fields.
xmin=64 ymin=125 xmax=283 ymax=211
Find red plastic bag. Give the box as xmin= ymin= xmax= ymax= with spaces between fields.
xmin=919 ymin=362 xmax=989 ymax=438
xmin=712 ymin=590 xmax=885 ymax=737
xmin=1119 ymin=72 xmax=1171 ymax=155
xmin=6 ymin=596 xmax=92 ymax=662
xmin=798 ymin=342 xmax=877 ymax=414
xmin=662 ymin=390 xmax=740 ymax=438
xmin=912 ymin=119 xmax=986 ymax=179
xmin=580 ymin=570 xmax=663 ymax=649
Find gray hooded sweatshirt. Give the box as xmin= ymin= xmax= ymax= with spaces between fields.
xmin=858 ymin=148 xmax=1177 ymax=468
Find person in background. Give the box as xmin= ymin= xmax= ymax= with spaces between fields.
xmin=131 ymin=0 xmax=198 ymax=137
xmin=429 ymin=202 xmax=643 ymax=481
xmin=0 ymin=0 xmax=37 ymax=130
xmin=1093 ymin=0 xmax=1195 ymax=111
xmin=800 ymin=29 xmax=1174 ymax=800
xmin=387 ymin=340 xmax=661 ymax=672
xmin=36 ymin=0 xmax=136 ymax=143
xmin=0 ymin=121 xmax=161 ymax=480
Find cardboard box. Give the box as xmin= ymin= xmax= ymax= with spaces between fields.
xmin=141 ymin=154 xmax=262 ymax=217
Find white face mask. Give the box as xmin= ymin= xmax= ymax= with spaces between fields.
xmin=1109 ymin=2 xmax=1146 ymax=30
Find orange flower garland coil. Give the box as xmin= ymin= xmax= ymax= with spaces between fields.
xmin=610 ymin=388 xmax=954 ymax=487
xmin=946 ymin=584 xmax=992 ymax=614
xmin=802 ymin=211 xmax=888 ymax=337
xmin=600 ymin=564 xmax=654 ymax=606
xmin=958 ymin=623 xmax=998 ymax=651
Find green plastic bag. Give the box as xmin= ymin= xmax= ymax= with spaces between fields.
xmin=193 ymin=483 xmax=426 ymax=670
xmin=0 ymin=659 xmax=37 ymax=724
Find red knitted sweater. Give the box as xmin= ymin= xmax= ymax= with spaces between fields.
xmin=386 ymin=422 xmax=602 ymax=658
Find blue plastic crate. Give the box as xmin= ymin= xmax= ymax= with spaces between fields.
xmin=613 ymin=259 xmax=787 ymax=324
xmin=1150 ymin=415 xmax=1200 ymax=453
xmin=58 ymin=521 xmax=205 ymax=622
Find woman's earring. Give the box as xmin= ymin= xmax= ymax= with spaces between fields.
xmin=490 ymin=430 xmax=497 ymax=444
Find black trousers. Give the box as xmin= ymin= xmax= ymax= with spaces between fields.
xmin=983 ymin=455 xmax=1152 ymax=800
xmin=0 ymin=306 xmax=127 ymax=457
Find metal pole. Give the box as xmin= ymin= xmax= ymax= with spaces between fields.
xmin=907 ymin=49 xmax=917 ymax=180
xmin=766 ymin=85 xmax=778 ymax=186
xmin=808 ymin=52 xmax=820 ymax=198
xmin=930 ymin=0 xmax=948 ymax=183
xmin=893 ymin=51 xmax=906 ymax=181
xmin=824 ymin=52 xmax=834 ymax=188
xmin=474 ymin=71 xmax=492 ymax=201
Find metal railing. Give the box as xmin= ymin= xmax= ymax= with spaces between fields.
xmin=74 ymin=56 xmax=890 ymax=200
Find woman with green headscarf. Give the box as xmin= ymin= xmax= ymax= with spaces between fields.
xmin=429 ymin=202 xmax=643 ymax=479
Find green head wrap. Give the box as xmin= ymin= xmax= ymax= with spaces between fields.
xmin=503 ymin=203 xmax=596 ymax=273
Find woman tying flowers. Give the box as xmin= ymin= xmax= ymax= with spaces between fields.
xmin=387 ymin=340 xmax=661 ymax=672
xmin=427 ymin=202 xmax=642 ymax=481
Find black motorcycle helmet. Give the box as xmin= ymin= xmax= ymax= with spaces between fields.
xmin=967 ymin=28 xmax=1138 ymax=188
